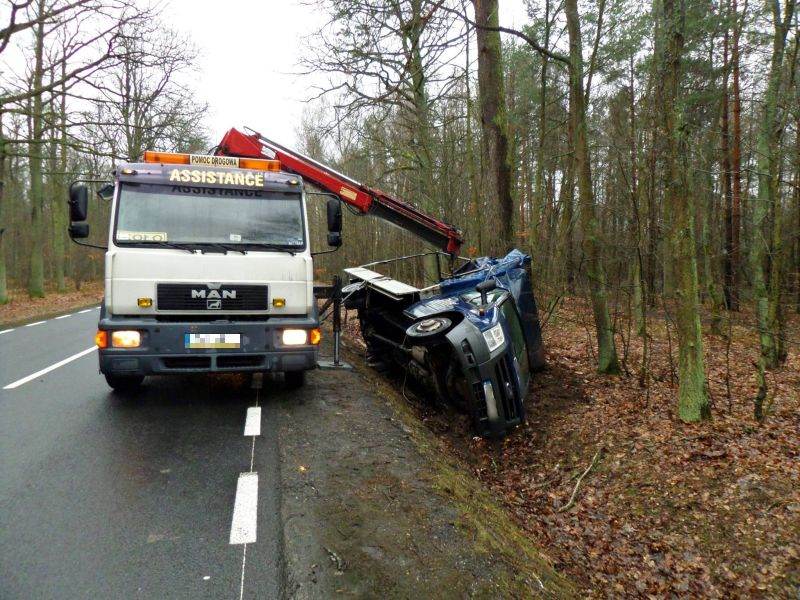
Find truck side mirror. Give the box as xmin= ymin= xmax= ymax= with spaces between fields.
xmin=476 ymin=278 xmax=497 ymax=306
xmin=327 ymin=231 xmax=342 ymax=248
xmin=327 ymin=197 xmax=342 ymax=234
xmin=69 ymin=222 xmax=90 ymax=239
xmin=69 ymin=182 xmax=89 ymax=222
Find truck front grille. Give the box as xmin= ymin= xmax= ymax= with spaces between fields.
xmin=495 ymin=357 xmax=520 ymax=423
xmin=157 ymin=284 xmax=268 ymax=311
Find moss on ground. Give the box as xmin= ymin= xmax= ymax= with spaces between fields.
xmin=363 ymin=366 xmax=576 ymax=599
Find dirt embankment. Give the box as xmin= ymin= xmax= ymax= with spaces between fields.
xmin=277 ymin=340 xmax=574 ymax=599
xmin=0 ymin=282 xmax=103 ymax=326
xmin=390 ymin=298 xmax=799 ymax=598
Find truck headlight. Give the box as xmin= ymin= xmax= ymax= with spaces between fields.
xmin=482 ymin=324 xmax=505 ymax=353
xmin=111 ymin=330 xmax=141 ymax=348
xmin=282 ymin=329 xmax=308 ymax=345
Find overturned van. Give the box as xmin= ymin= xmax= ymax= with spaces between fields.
xmin=343 ymin=249 xmax=545 ymax=437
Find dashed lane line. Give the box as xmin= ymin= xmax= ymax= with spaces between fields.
xmin=237 ymin=377 xmax=262 ymax=599
xmin=244 ymin=407 xmax=261 ymax=437
xmin=3 ymin=346 xmax=97 ymax=390
xmin=229 ymin=472 xmax=259 ymax=545
xmin=1 ymin=305 xmax=99 ymax=333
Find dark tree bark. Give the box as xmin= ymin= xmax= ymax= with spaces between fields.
xmin=659 ymin=0 xmax=710 ymax=421
xmin=472 ymin=0 xmax=514 ymax=253
xmin=565 ymin=0 xmax=621 ymax=374
xmin=721 ymin=9 xmax=735 ymax=311
xmin=729 ymin=0 xmax=744 ymax=311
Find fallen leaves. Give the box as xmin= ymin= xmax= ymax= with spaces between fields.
xmin=0 ymin=281 xmax=103 ymax=325
xmin=388 ymin=297 xmax=800 ymax=598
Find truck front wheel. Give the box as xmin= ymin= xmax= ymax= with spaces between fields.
xmin=104 ymin=374 xmax=144 ymax=392
xmin=284 ymin=371 xmax=305 ymax=389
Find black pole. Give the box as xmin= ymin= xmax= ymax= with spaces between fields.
xmin=332 ymin=275 xmax=342 ymax=365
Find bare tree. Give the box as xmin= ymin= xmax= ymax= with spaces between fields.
xmin=472 ymin=0 xmax=513 ymax=253
xmin=77 ymin=18 xmax=207 ymax=161
xmin=752 ymin=0 xmax=796 ymax=419
xmin=565 ymin=0 xmax=621 ymax=374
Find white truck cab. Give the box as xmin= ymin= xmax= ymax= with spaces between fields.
xmin=68 ymin=151 xmax=342 ymax=392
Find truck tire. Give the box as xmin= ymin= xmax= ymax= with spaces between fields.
xmin=284 ymin=370 xmax=305 ymax=389
xmin=104 ymin=374 xmax=144 ymax=392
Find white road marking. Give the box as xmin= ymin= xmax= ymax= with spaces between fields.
xmin=244 ymin=407 xmax=261 ymax=437
xmin=237 ymin=386 xmax=262 ymax=597
xmin=0 ymin=328 xmax=14 ymax=335
xmin=24 ymin=321 xmax=46 ymax=327
xmin=78 ymin=308 xmax=93 ymax=314
xmin=229 ymin=472 xmax=258 ymax=545
xmin=238 ymin=544 xmax=248 ymax=600
xmin=55 ymin=313 xmax=73 ymax=320
xmin=3 ymin=346 xmax=97 ymax=390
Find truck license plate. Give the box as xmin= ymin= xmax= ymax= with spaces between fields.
xmin=185 ymin=333 xmax=241 ymax=349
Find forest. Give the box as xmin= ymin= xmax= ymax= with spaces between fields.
xmin=1 ymin=1 xmax=799 ymax=595
xmin=2 ymin=0 xmax=798 ymax=418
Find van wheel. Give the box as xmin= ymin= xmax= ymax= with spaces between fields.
xmin=104 ymin=374 xmax=144 ymax=392
xmin=284 ymin=371 xmax=305 ymax=389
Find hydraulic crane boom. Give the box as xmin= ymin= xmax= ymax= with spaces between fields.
xmin=216 ymin=127 xmax=464 ymax=255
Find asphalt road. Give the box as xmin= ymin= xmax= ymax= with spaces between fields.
xmin=0 ymin=308 xmax=285 ymax=599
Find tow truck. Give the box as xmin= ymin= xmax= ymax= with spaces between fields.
xmin=67 ymin=127 xmax=544 ymax=436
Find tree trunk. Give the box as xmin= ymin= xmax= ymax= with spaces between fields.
xmin=795 ymin=109 xmax=800 ymax=313
xmin=28 ymin=1 xmax=46 ymax=298
xmin=557 ymin=147 xmax=575 ymax=292
xmin=660 ymin=0 xmax=709 ymax=421
xmin=728 ymin=0 xmax=743 ymax=311
xmin=751 ymin=0 xmax=794 ymax=390
xmin=463 ymin=11 xmax=483 ymax=252
xmin=473 ymin=0 xmax=514 ymax=254
xmin=0 ymin=110 xmax=8 ymax=304
xmin=532 ymin=0 xmax=551 ymax=253
xmin=52 ymin=61 xmax=69 ymax=292
xmin=565 ymin=0 xmax=620 ymax=374
xmin=721 ymin=12 xmax=735 ymax=311
xmin=627 ymin=60 xmax=646 ymax=338
xmin=557 ymin=82 xmax=576 ymax=293
xmin=407 ymin=0 xmax=439 ymax=281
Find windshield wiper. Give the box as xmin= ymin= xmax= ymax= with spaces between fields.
xmin=243 ymin=243 xmax=298 ymax=256
xmin=196 ymin=243 xmax=248 ymax=255
xmin=132 ymin=241 xmax=198 ymax=254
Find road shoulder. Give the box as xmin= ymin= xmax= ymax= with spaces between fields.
xmin=277 ymin=343 xmax=573 ymax=599
xmin=0 ymin=284 xmax=103 ymax=327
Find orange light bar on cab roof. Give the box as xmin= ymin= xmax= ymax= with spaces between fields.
xmin=239 ymin=157 xmax=281 ymax=172
xmin=143 ymin=150 xmax=189 ymax=164
xmin=142 ymin=150 xmax=281 ymax=172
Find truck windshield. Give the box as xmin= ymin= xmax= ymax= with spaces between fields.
xmin=114 ymin=183 xmax=305 ymax=248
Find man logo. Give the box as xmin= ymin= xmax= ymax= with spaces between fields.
xmin=207 ymin=299 xmax=222 ymax=310
xmin=191 ymin=288 xmax=237 ymax=300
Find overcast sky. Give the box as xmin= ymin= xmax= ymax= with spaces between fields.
xmin=164 ymin=0 xmax=530 ymax=148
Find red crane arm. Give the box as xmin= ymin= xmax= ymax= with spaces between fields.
xmin=216 ymin=127 xmax=464 ymax=255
